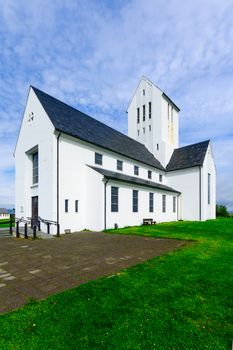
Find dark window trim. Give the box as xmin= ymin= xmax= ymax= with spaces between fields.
xmin=117 ymin=160 xmax=123 ymax=171
xmin=65 ymin=199 xmax=69 ymax=213
xmin=95 ymin=152 xmax=103 ymax=165
xmin=111 ymin=186 xmax=119 ymax=212
xmin=133 ymin=190 xmax=138 ymax=212
xmin=149 ymin=192 xmax=154 ymax=212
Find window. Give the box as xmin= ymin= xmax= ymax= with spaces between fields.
xmin=143 ymin=127 xmax=145 ymax=134
xmin=134 ymin=165 xmax=139 ymax=176
xmin=148 ymin=170 xmax=152 ymax=179
xmin=111 ymin=186 xmax=119 ymax=212
xmin=132 ymin=190 xmax=138 ymax=212
xmin=117 ymin=160 xmax=123 ymax=171
xmin=149 ymin=193 xmax=154 ymax=212
xmin=149 ymin=125 xmax=151 ymax=131
xmin=171 ymin=107 xmax=174 ymax=123
xmin=149 ymin=102 xmax=152 ymax=119
xmin=157 ymin=143 xmax=159 ymax=150
xmin=75 ymin=200 xmax=79 ymax=213
xmin=65 ymin=199 xmax=69 ymax=213
xmin=159 ymin=174 xmax=163 ymax=182
xmin=137 ymin=107 xmax=140 ymax=123
xmin=143 ymin=105 xmax=145 ymax=121
xmin=143 ymin=89 xmax=145 ymax=95
xmin=173 ymin=196 xmax=176 ymax=213
xmin=208 ymin=173 xmax=211 ymax=204
xmin=137 ymin=130 xmax=139 ymax=136
xmin=162 ymin=195 xmax=166 ymax=213
xmin=167 ymin=103 xmax=170 ymax=120
xmin=95 ymin=152 xmax=102 ymax=165
xmin=32 ymin=151 xmax=38 ymax=184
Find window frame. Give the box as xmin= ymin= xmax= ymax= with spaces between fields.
xmin=162 ymin=195 xmax=166 ymax=213
xmin=149 ymin=192 xmax=154 ymax=212
xmin=132 ymin=190 xmax=138 ymax=212
xmin=117 ymin=160 xmax=123 ymax=171
xmin=75 ymin=200 xmax=79 ymax=213
xmin=159 ymin=174 xmax=163 ymax=182
xmin=111 ymin=186 xmax=119 ymax=212
xmin=149 ymin=102 xmax=152 ymax=119
xmin=32 ymin=151 xmax=39 ymax=184
xmin=143 ymin=105 xmax=145 ymax=121
xmin=148 ymin=170 xmax=152 ymax=179
xmin=134 ymin=165 xmax=139 ymax=176
xmin=65 ymin=199 xmax=69 ymax=213
xmin=95 ymin=152 xmax=103 ymax=165
xmin=137 ymin=107 xmax=140 ymax=123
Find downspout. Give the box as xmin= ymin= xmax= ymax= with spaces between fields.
xmin=199 ymin=166 xmax=202 ymax=221
xmin=57 ymin=132 xmax=61 ymax=236
xmin=104 ymin=178 xmax=109 ymax=230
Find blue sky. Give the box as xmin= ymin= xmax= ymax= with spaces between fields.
xmin=0 ymin=0 xmax=233 ymax=210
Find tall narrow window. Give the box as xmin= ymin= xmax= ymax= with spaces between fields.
xmin=137 ymin=107 xmax=140 ymax=123
xmin=159 ymin=174 xmax=163 ymax=182
xmin=157 ymin=144 xmax=159 ymax=150
xmin=137 ymin=130 xmax=139 ymax=136
xmin=143 ymin=89 xmax=145 ymax=96
xmin=173 ymin=196 xmax=176 ymax=213
xmin=208 ymin=173 xmax=211 ymax=204
xmin=148 ymin=170 xmax=152 ymax=179
xmin=143 ymin=127 xmax=145 ymax=134
xmin=149 ymin=193 xmax=154 ymax=212
xmin=167 ymin=103 xmax=170 ymax=120
xmin=75 ymin=200 xmax=79 ymax=213
xmin=65 ymin=199 xmax=69 ymax=213
xmin=32 ymin=151 xmax=38 ymax=184
xmin=117 ymin=160 xmax=123 ymax=171
xmin=95 ymin=152 xmax=102 ymax=165
xmin=149 ymin=125 xmax=151 ymax=131
xmin=111 ymin=187 xmax=119 ymax=212
xmin=171 ymin=107 xmax=174 ymax=123
xmin=143 ymin=105 xmax=145 ymax=121
xmin=134 ymin=165 xmax=139 ymax=176
xmin=162 ymin=195 xmax=166 ymax=213
xmin=149 ymin=102 xmax=152 ymax=119
xmin=132 ymin=190 xmax=138 ymax=212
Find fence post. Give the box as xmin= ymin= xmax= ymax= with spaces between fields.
xmin=47 ymin=222 xmax=50 ymax=234
xmin=57 ymin=223 xmax=60 ymax=237
xmin=24 ymin=223 xmax=28 ymax=239
xmin=38 ymin=221 xmax=41 ymax=231
xmin=9 ymin=216 xmax=13 ymax=235
xmin=16 ymin=221 xmax=20 ymax=238
xmin=33 ymin=225 xmax=37 ymax=239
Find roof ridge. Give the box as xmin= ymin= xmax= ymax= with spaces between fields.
xmin=176 ymin=140 xmax=210 ymax=150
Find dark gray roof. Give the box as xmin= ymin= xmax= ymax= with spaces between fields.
xmin=32 ymin=86 xmax=164 ymax=171
xmin=89 ymin=166 xmax=180 ymax=193
xmin=166 ymin=140 xmax=210 ymax=171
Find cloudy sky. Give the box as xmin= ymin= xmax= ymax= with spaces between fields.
xmin=0 ymin=0 xmax=233 ymax=210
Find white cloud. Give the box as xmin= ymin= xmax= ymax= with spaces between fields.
xmin=0 ymin=0 xmax=233 ymax=209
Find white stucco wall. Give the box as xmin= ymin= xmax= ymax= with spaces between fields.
xmin=166 ymin=167 xmax=200 ymax=220
xmin=15 ymin=88 xmax=56 ymax=232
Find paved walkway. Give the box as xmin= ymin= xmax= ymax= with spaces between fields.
xmin=0 ymin=232 xmax=187 ymax=313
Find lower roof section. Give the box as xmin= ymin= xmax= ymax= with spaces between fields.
xmin=89 ymin=166 xmax=180 ymax=194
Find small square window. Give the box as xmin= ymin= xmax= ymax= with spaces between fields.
xmin=148 ymin=170 xmax=152 ymax=179
xmin=134 ymin=165 xmax=139 ymax=176
xmin=159 ymin=174 xmax=163 ymax=182
xmin=117 ymin=160 xmax=123 ymax=171
xmin=95 ymin=152 xmax=102 ymax=165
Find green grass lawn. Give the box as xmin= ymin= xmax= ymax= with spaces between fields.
xmin=0 ymin=218 xmax=14 ymax=228
xmin=0 ymin=219 xmax=232 ymax=349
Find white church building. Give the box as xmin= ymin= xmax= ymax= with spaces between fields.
xmin=15 ymin=77 xmax=216 ymax=234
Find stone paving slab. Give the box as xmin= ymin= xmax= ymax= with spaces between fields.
xmin=0 ymin=232 xmax=188 ymax=313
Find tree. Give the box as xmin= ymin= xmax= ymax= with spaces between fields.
xmin=216 ymin=204 xmax=229 ymax=217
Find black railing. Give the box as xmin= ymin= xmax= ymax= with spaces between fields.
xmin=15 ymin=216 xmax=60 ymax=239
xmin=0 ymin=214 xmax=15 ymax=236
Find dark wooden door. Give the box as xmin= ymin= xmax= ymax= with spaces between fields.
xmin=31 ymin=196 xmax=38 ymax=225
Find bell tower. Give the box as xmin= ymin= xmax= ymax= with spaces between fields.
xmin=127 ymin=76 xmax=180 ymax=167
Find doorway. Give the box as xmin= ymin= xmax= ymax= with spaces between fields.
xmin=31 ymin=196 xmax=38 ymax=226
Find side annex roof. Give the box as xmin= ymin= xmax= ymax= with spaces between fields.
xmin=32 ymin=86 xmax=164 ymax=171
xmin=89 ymin=166 xmax=180 ymax=194
xmin=166 ymin=140 xmax=210 ymax=171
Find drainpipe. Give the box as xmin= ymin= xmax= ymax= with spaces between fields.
xmin=103 ymin=178 xmax=109 ymax=230
xmin=199 ymin=166 xmax=202 ymax=221
xmin=57 ymin=133 xmax=61 ymax=236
